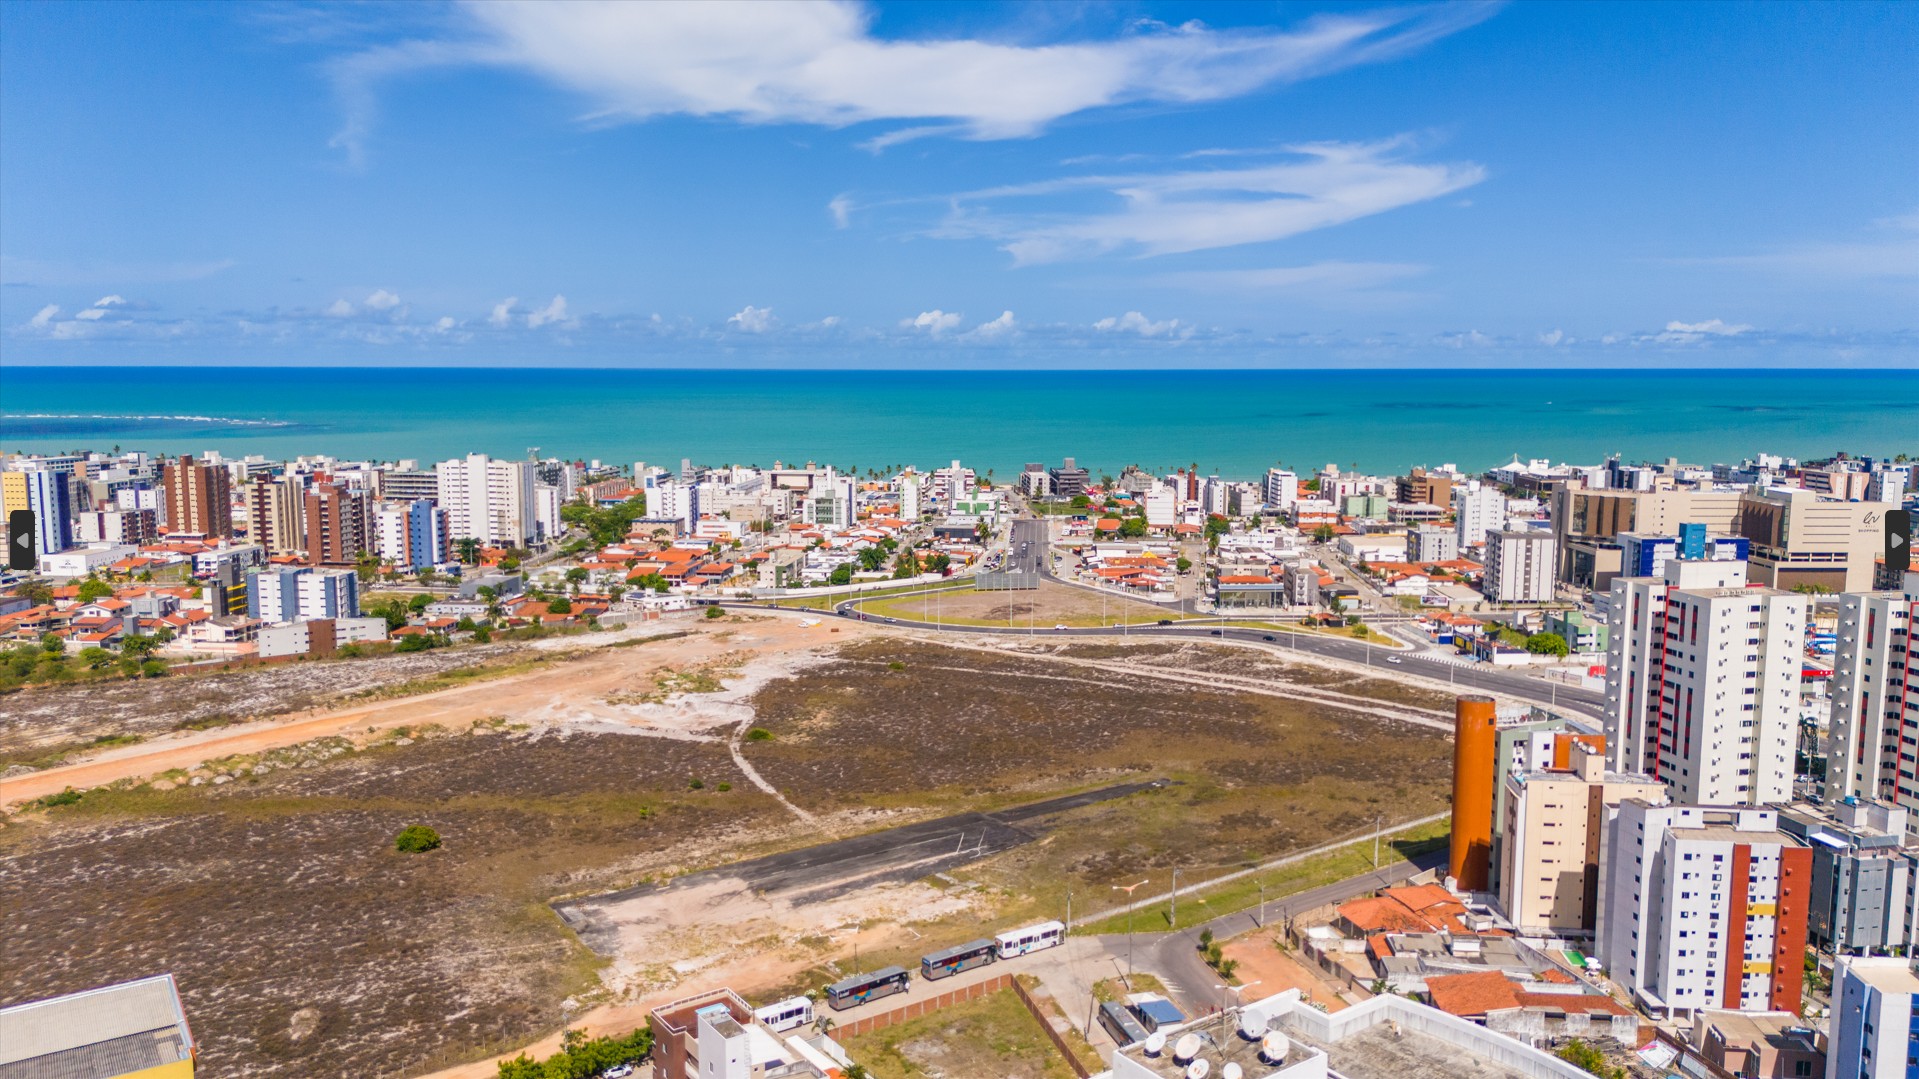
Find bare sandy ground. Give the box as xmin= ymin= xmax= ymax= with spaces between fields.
xmin=0 ymin=614 xmax=868 ymax=808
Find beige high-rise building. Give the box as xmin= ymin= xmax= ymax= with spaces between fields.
xmin=1737 ymin=488 xmax=1886 ymax=593
xmin=1498 ymin=736 xmax=1663 ymax=935
xmin=245 ymin=476 xmax=305 ymax=557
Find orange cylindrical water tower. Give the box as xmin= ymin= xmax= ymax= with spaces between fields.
xmin=1448 ymin=694 xmax=1499 ymax=892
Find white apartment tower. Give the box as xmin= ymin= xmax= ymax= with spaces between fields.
xmin=436 ymin=454 xmax=537 ymax=547
xmin=1481 ymin=530 xmax=1556 ymax=603
xmin=1596 ymin=801 xmax=1813 ymax=1017
xmin=899 ymin=474 xmax=922 ymax=521
xmin=1602 ymin=559 xmax=1806 ymax=806
xmin=1262 ymin=468 xmax=1299 ymax=510
xmin=1828 ymin=572 xmax=1919 ymax=808
xmin=1453 ymin=481 xmax=1506 ymax=549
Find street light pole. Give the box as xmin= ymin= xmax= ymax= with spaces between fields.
xmin=1171 ymin=868 xmax=1181 ymax=929
xmin=1373 ymin=814 xmax=1383 ymax=868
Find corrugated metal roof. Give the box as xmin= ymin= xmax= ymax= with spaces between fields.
xmin=0 ymin=974 xmax=192 ymax=1073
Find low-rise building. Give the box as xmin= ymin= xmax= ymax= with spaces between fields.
xmin=0 ymin=973 xmax=195 ymax=1078
xmin=1777 ymin=799 xmax=1916 ymax=956
xmin=1688 ymin=1010 xmax=1825 ymax=1079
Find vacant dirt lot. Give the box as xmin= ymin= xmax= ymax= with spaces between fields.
xmin=839 ymin=987 xmax=1077 ymax=1079
xmin=855 ymin=579 xmax=1182 ymax=627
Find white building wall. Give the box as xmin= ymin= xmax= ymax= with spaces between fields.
xmin=1454 ymin=481 xmax=1507 ymax=549
xmin=1829 ymin=581 xmax=1917 ymax=808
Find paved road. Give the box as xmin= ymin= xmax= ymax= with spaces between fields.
xmin=554 ymin=780 xmax=1167 ymax=951
xmin=725 ymin=595 xmax=1601 ymax=718
xmin=1118 ymin=847 xmax=1449 ymax=1017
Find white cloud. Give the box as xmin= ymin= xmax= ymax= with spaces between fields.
xmin=1435 ymin=329 xmax=1495 ymax=348
xmin=904 ymin=309 xmax=962 ymax=334
xmin=965 ymin=310 xmax=1017 ymax=339
xmin=365 ymin=288 xmax=402 ymax=310
xmin=489 ymin=297 xmax=519 ymax=326
xmin=92 ymin=295 xmax=127 ymax=308
xmin=526 ymin=294 xmax=569 ymax=328
xmin=330 ymin=3 xmax=1495 ymax=160
xmin=1538 ymin=329 xmax=1566 ymax=347
xmin=326 ymin=299 xmax=356 ymax=317
xmin=1655 ymin=318 xmax=1751 ymax=343
xmin=1094 ymin=311 xmax=1184 ymax=337
xmin=727 ymin=304 xmax=776 ymax=333
xmin=76 ymin=307 xmax=110 ymax=321
xmin=828 ymin=195 xmax=853 ymax=228
xmin=939 ymin=139 xmax=1484 ymax=264
xmin=28 ymin=304 xmax=59 ymax=328
xmin=435 ymin=316 xmax=457 ymax=332
xmin=1666 ymin=210 xmax=1919 ymax=282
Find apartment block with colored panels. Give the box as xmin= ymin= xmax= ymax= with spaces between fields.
xmin=1597 ymin=802 xmax=1812 ymax=1019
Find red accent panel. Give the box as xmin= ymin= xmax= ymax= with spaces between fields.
xmin=1770 ymin=846 xmax=1813 ymax=1014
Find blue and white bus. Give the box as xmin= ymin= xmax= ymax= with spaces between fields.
xmin=995 ymin=920 xmax=1066 ymax=959
xmin=920 ymin=939 xmax=997 ymax=981
xmin=824 ymin=966 xmax=910 ymax=1011
xmin=754 ymin=995 xmax=814 ymax=1032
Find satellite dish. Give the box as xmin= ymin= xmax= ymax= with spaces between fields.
xmin=1222 ymin=1065 xmax=1243 ymax=1079
xmin=1143 ymin=1032 xmax=1166 ymax=1056
xmin=1173 ymin=1033 xmax=1203 ymax=1062
xmin=1260 ymin=1032 xmax=1290 ymax=1062
xmin=1238 ymin=1011 xmax=1264 ymax=1040
xmin=1185 ymin=1061 xmax=1210 ymax=1079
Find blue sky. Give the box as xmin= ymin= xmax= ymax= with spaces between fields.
xmin=1 ymin=0 xmax=1914 ymax=367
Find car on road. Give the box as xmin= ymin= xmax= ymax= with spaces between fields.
xmin=1262 ymin=634 xmax=1275 ymax=641
xmin=603 ymin=1066 xmax=635 ymax=1079
xmin=1210 ymin=629 xmax=1223 ymax=636
xmin=1156 ymin=619 xmax=1173 ymax=626
xmin=1386 ymin=656 xmax=1402 ymax=664
xmin=1054 ymin=623 xmax=1068 ymax=630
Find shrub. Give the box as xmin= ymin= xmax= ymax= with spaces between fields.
xmin=716 ymin=782 xmax=732 ymax=792
xmin=745 ymin=727 xmax=775 ymax=742
xmin=139 ymin=660 xmax=167 ymax=678
xmin=687 ymin=777 xmax=705 ymax=790
xmin=704 ymin=605 xmax=726 ymax=619
xmin=393 ymin=825 xmax=442 ymax=853
xmin=37 ymin=787 xmax=83 ymax=809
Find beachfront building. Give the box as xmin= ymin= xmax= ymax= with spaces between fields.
xmin=437 ymin=453 xmax=538 ymax=548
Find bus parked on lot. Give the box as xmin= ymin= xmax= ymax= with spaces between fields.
xmin=995 ymin=920 xmax=1066 ymax=959
xmin=824 ymin=967 xmax=910 ymax=1011
xmin=920 ymin=939 xmax=996 ymax=981
xmin=754 ymin=995 xmax=814 ymax=1032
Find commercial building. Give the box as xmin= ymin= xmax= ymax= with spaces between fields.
xmin=1481 ymin=530 xmax=1555 ymax=604
xmin=1552 ymin=488 xmax=1746 ymax=589
xmin=1829 ymin=574 xmax=1919 ymax=809
xmin=1017 ymin=462 xmax=1051 ymax=497
xmin=1596 ymin=802 xmax=1812 ymax=1017
xmin=1687 ymin=1011 xmax=1826 ymax=1079
xmin=1452 ymin=482 xmax=1506 ymax=550
xmin=2 ymin=466 xmax=75 ymax=555
xmin=1397 ymin=467 xmax=1455 ymax=510
xmin=303 ymin=482 xmax=371 ymax=567
xmin=1778 ymin=799 xmax=1915 ymax=956
xmin=0 ymin=973 xmax=196 ymax=1078
xmin=1048 ymin=457 xmax=1090 ymax=499
xmin=437 ymin=453 xmax=537 ymax=548
xmin=1498 ymin=735 xmax=1663 ymax=935
xmin=249 ymin=566 xmax=361 ymax=623
xmin=245 ymin=476 xmax=306 ymax=557
xmin=1738 ymin=488 xmax=1887 ymax=593
xmin=160 ymin=454 xmax=233 ymax=537
xmin=1602 ymin=559 xmax=1805 ymax=806
xmin=1826 ymin=956 xmax=1919 ymax=1079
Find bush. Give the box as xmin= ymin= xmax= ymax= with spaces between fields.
xmin=716 ymin=782 xmax=732 ymax=792
xmin=36 ymin=787 xmax=83 ymax=809
xmin=745 ymin=727 xmax=775 ymax=742
xmin=687 ymin=777 xmax=705 ymax=790
xmin=704 ymin=605 xmax=726 ymax=619
xmin=393 ymin=825 xmax=442 ymax=853
xmin=139 ymin=660 xmax=167 ymax=678
xmin=497 ymin=1026 xmax=653 ymax=1079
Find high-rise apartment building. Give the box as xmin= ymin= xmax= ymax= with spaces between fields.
xmin=1452 ymin=481 xmax=1506 ymax=549
xmin=1603 ymin=560 xmax=1805 ymax=806
xmin=1597 ymin=801 xmax=1812 ymax=1017
xmin=436 ymin=454 xmax=536 ymax=548
xmin=2 ymin=467 xmax=74 ymax=556
xmin=245 ymin=476 xmax=306 ymax=557
xmin=373 ymin=500 xmax=449 ymax=572
xmin=1828 ymin=572 xmax=1919 ymax=808
xmin=1498 ymin=736 xmax=1663 ymax=936
xmin=1261 ymin=468 xmax=1299 ymax=510
xmin=1397 ymin=467 xmax=1454 ymax=509
xmin=303 ymin=483 xmax=371 ymax=567
xmin=1481 ymin=530 xmax=1555 ymax=603
xmin=160 ymin=454 xmax=232 ymax=537
xmin=1825 ymin=956 xmax=1918 ymax=1079
xmin=249 ymin=567 xmax=360 ymax=623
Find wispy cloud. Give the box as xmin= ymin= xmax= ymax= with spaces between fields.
xmin=1094 ymin=311 xmax=1189 ymax=338
xmin=932 ymin=139 xmax=1483 ymax=264
xmin=326 ymin=1 xmax=1496 ymax=161
xmin=963 ymin=310 xmax=1017 ymax=340
xmin=1664 ymin=209 xmax=1919 ymax=282
xmin=1655 ymin=318 xmax=1751 ymax=343
xmin=828 ymin=194 xmax=853 ymax=229
xmin=526 ymin=294 xmax=570 ymax=328
xmin=489 ymin=297 xmax=519 ymax=327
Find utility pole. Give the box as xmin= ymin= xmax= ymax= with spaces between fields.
xmin=1373 ymin=815 xmax=1383 ymax=868
xmin=1171 ymin=868 xmax=1180 ymax=929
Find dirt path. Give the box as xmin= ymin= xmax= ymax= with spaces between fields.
xmin=0 ymin=616 xmax=866 ymax=808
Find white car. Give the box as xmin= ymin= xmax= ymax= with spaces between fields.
xmin=1054 ymin=623 xmax=1069 ymax=630
xmin=1386 ymin=656 xmax=1402 ymax=664
xmin=603 ymin=1066 xmax=635 ymax=1079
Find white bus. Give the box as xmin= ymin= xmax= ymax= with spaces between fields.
xmin=754 ymin=995 xmax=814 ymax=1032
xmin=996 ymin=920 xmax=1066 ymax=959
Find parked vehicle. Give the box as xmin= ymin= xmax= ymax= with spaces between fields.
xmin=824 ymin=967 xmax=910 ymax=1011
xmin=996 ymin=920 xmax=1066 ymax=959
xmin=920 ymin=939 xmax=996 ymax=981
xmin=754 ymin=995 xmax=814 ymax=1032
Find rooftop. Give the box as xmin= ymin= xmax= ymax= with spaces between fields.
xmin=0 ymin=973 xmax=194 ymax=1074
xmin=1841 ymin=957 xmax=1919 ymax=993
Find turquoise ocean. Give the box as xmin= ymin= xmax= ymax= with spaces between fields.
xmin=1 ymin=367 xmax=1914 ymax=478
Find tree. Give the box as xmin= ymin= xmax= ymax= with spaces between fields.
xmin=548 ymin=597 xmax=573 ymax=615
xmin=565 ymin=567 xmax=588 ymax=585
xmin=416 ymin=567 xmax=438 ymax=587
xmin=79 ymin=646 xmax=112 ymax=669
xmin=1175 ymin=556 xmax=1192 ymax=574
xmin=632 ymin=572 xmax=670 ymax=594
xmin=499 ymin=556 xmax=521 ymax=572
xmin=40 ymin=632 xmax=65 ymax=655
xmin=408 ymin=592 xmax=433 ymax=614
xmin=926 ymin=553 xmax=952 ymax=575
xmin=1524 ymin=631 xmax=1570 ymax=657
xmin=1119 ymin=517 xmax=1147 ymax=539
xmin=17 ymin=579 xmax=54 ymax=606
xmin=394 ymin=825 xmax=442 ymax=853
xmin=140 ymin=659 xmax=167 ymax=678
xmin=1070 ymin=494 xmax=1091 ymax=510
xmin=828 ymin=564 xmax=854 ymax=586
xmin=1555 ymin=1039 xmax=1624 ymax=1079
xmin=857 ymin=546 xmax=887 ymax=572
xmin=455 ymin=537 xmax=480 ymax=563
xmin=704 ymin=605 xmax=726 ymax=620
xmin=1312 ymin=524 xmax=1336 ymax=543
xmin=77 ymin=577 xmax=114 ymax=603
xmin=893 ymin=546 xmax=921 ymax=579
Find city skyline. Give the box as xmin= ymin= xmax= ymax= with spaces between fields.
xmin=2 ymin=1 xmax=1915 ymax=367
